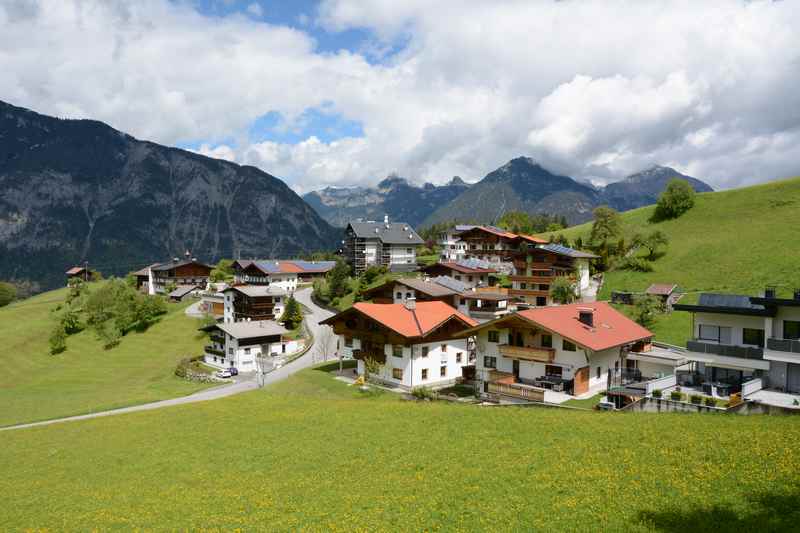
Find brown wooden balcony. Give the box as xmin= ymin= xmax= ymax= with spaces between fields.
xmin=508 ymin=288 xmax=549 ymax=298
xmin=509 ymin=275 xmax=554 ymax=284
xmin=486 ymin=381 xmax=545 ymax=402
xmin=498 ymin=344 xmax=555 ymax=363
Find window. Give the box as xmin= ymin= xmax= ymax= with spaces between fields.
xmin=244 ymin=348 xmax=251 ymax=355
xmin=393 ymin=345 xmax=403 ymax=358
xmin=785 ymin=321 xmax=800 ymax=340
xmin=392 ymin=368 xmax=403 ymax=380
xmin=539 ymin=284 xmax=549 ymax=291
xmin=440 ymin=366 xmax=447 ymax=377
xmin=396 ymin=291 xmax=402 ymax=299
xmin=344 ymin=337 xmax=353 ymax=348
xmin=545 ymin=365 xmax=562 ymax=377
xmin=520 ymin=282 xmax=527 ymax=290
xmin=421 ymin=368 xmax=428 ymax=380
xmin=743 ymin=328 xmax=765 ymax=347
xmin=406 ymin=292 xmax=412 ymax=299
xmin=541 ymin=334 xmax=552 ymax=348
xmin=460 ymin=298 xmax=466 ymax=306
xmin=698 ymin=325 xmax=733 ymax=344
xmin=456 ymin=352 xmax=463 ymax=363
xmin=422 ymin=346 xmax=429 ymax=357
xmin=228 ymin=347 xmax=234 ymax=354
xmin=441 ymin=344 xmax=447 ymax=353
xmin=484 ymin=356 xmax=497 ymax=368
xmin=468 ymin=276 xmax=473 ymax=282
xmin=488 ymin=330 xmax=500 ymax=343
xmin=455 ymin=275 xmax=462 ymax=281
xmin=596 ymin=366 xmax=602 ymax=379
xmin=562 ymin=340 xmax=576 ymax=351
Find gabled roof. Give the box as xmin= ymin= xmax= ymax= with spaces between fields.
xmin=132 ymin=263 xmax=161 ymax=277
xmin=538 ymin=243 xmax=598 ymax=259
xmin=234 ymin=259 xmax=336 ymax=275
xmin=460 ymin=302 xmax=652 ymax=352
xmin=458 ymin=225 xmax=517 ymax=240
xmin=223 ymin=285 xmax=287 ymax=297
xmin=646 ymin=283 xmax=678 ymax=296
xmin=425 ymin=258 xmax=497 ymax=274
xmin=169 ymin=285 xmax=201 ymax=298
xmin=65 ymin=266 xmax=86 ymax=275
xmin=364 ymin=278 xmax=457 ymax=298
xmin=515 ymin=234 xmax=549 ymax=245
xmin=151 ymin=259 xmax=214 ymax=271
xmin=347 ymin=221 xmax=424 ymax=245
xmin=322 ymin=301 xmax=477 ymax=339
xmin=216 ymin=320 xmax=288 ymax=340
xmin=430 ymin=276 xmax=470 ymax=293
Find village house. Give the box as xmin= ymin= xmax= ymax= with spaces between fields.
xmin=321 ymin=299 xmax=478 ymax=390
xmin=222 ymin=285 xmax=287 ymax=324
xmin=231 ymin=259 xmax=300 ymax=292
xmin=509 ymin=243 xmax=596 ymax=306
xmin=65 ymin=265 xmax=97 ymax=283
xmin=201 ymin=320 xmax=299 ymax=372
xmin=455 ymin=225 xmax=520 ymax=264
xmin=420 ymin=258 xmax=497 ymax=289
xmin=438 ymin=225 xmax=475 ymax=261
xmin=133 ymin=253 xmax=213 ymax=295
xmin=673 ymin=289 xmax=800 ymax=404
xmin=461 ymin=302 xmax=654 ymax=403
xmin=343 ymin=216 xmax=424 ymax=275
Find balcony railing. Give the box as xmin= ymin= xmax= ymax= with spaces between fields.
xmin=487 ymin=381 xmax=545 ymax=402
xmin=498 ymin=344 xmax=555 ymax=363
xmin=686 ymin=340 xmax=764 ymax=360
xmin=205 ymin=346 xmax=224 ymax=356
xmin=508 ymin=289 xmax=549 ymax=298
xmin=766 ymin=338 xmax=800 ymax=354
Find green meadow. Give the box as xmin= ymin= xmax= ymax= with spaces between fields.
xmin=1 ymin=362 xmax=798 ymax=531
xmin=0 ymin=284 xmax=214 ymax=427
xmin=547 ymin=176 xmax=800 ymax=345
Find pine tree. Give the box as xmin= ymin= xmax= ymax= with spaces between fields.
xmin=280 ymin=295 xmax=303 ymax=330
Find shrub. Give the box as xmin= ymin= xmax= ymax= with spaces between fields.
xmin=670 ymin=391 xmax=683 ymax=401
xmin=0 ymin=281 xmax=17 ymax=307
xmin=652 ymin=178 xmax=696 ymax=221
xmin=49 ymin=324 xmax=67 ymax=355
xmin=279 ymin=295 xmax=303 ymax=330
xmin=704 ymin=396 xmax=717 ymax=407
xmin=633 ymin=295 xmax=661 ymax=328
xmin=411 ymin=386 xmax=437 ymax=400
xmin=651 ymin=389 xmax=662 ymax=399
xmin=690 ymin=394 xmax=702 ymax=405
xmin=549 ymin=276 xmax=577 ymax=304
xmin=617 ymin=257 xmax=654 ymax=272
xmin=59 ymin=309 xmax=84 ymax=335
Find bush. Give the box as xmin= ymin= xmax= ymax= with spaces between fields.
xmin=690 ymin=394 xmax=702 ymax=405
xmin=652 ymin=178 xmax=696 ymax=221
xmin=670 ymin=391 xmax=684 ymax=401
xmin=704 ymin=396 xmax=717 ymax=407
xmin=0 ymin=281 xmax=17 ymax=307
xmin=633 ymin=295 xmax=661 ymax=328
xmin=279 ymin=295 xmax=303 ymax=330
xmin=651 ymin=389 xmax=662 ymax=399
xmin=617 ymin=257 xmax=654 ymax=272
xmin=411 ymin=386 xmax=437 ymax=400
xmin=49 ymin=324 xmax=67 ymax=355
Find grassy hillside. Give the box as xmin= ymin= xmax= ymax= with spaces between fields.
xmin=0 ymin=284 xmax=215 ymax=427
xmin=547 ymin=177 xmax=800 ymax=344
xmin=1 ymin=363 xmax=798 ymax=530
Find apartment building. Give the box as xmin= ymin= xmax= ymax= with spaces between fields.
xmin=343 ymin=216 xmax=424 ymax=275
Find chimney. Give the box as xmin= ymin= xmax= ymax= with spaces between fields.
xmin=578 ymin=307 xmax=594 ymax=327
xmin=405 ymin=297 xmax=416 ymax=310
xmin=765 ymin=286 xmax=776 ymax=299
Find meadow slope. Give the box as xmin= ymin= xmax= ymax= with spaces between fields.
xmin=0 ymin=284 xmax=214 ymax=427
xmin=1 ymin=363 xmax=798 ymax=531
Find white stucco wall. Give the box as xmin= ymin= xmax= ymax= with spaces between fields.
xmin=361 ymin=338 xmax=471 ymax=389
xmin=694 ymin=312 xmax=766 ymax=345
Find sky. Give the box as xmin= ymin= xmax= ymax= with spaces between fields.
xmin=2 ymin=0 xmax=799 ymax=194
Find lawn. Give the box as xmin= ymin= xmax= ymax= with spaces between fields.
xmin=0 ymin=285 xmax=216 ymax=427
xmin=1 ymin=363 xmax=799 ymax=531
xmin=546 ymin=176 xmax=800 ymax=345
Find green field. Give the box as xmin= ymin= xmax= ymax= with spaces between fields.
xmin=0 ymin=285 xmax=215 ymax=427
xmin=548 ymin=177 xmax=800 ymax=345
xmin=1 ymin=362 xmax=798 ymax=530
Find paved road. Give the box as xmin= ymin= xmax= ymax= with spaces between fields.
xmin=0 ymin=288 xmax=336 ymax=433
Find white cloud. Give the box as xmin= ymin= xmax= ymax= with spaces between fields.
xmin=2 ymin=0 xmax=800 ymax=192
xmin=246 ymin=3 xmax=263 ymax=18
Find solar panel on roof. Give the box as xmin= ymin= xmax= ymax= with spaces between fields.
xmin=431 ymin=276 xmax=469 ymax=293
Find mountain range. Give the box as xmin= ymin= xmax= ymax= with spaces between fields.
xmin=305 ymin=157 xmax=713 ymax=228
xmin=0 ymin=100 xmax=339 ymax=292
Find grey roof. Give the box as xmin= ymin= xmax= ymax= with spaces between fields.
xmin=389 ymin=263 xmax=419 ymax=273
xmin=169 ymin=285 xmax=200 ymax=298
xmin=454 ymin=224 xmax=477 ymax=232
xmin=223 ymin=285 xmax=288 ymax=297
xmin=217 ymin=320 xmax=288 ymax=339
xmin=348 ymin=221 xmax=424 ymax=245
xmin=430 ymin=275 xmax=470 ymax=293
xmin=539 ymin=243 xmax=599 ymax=259
xmin=459 ymin=291 xmax=509 ymax=301
xmin=397 ymin=278 xmax=458 ymax=297
xmin=151 ymin=259 xmax=213 ymax=271
xmin=698 ymin=293 xmax=765 ymax=310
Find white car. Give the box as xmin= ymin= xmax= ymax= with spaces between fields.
xmin=215 ymin=369 xmax=233 ymax=379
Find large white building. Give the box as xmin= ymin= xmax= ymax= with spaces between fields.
xmin=202 ymin=320 xmax=300 ymax=372
xmin=343 ymin=216 xmax=424 ymax=275
xmin=222 ymin=285 xmax=287 ymax=324
xmin=321 ymin=299 xmax=478 ymax=389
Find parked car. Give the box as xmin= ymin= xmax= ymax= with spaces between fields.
xmin=216 ymin=369 xmax=232 ymax=379
xmin=228 ymin=367 xmax=239 ymax=376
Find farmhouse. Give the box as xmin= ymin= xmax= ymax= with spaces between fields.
xmin=437 ymin=224 xmax=475 ymax=261
xmin=673 ymin=289 xmax=800 ymax=402
xmin=343 ymin=216 xmax=424 ymax=275
xmin=222 ymin=285 xmax=287 ymax=323
xmin=133 ymin=254 xmax=213 ymax=295
xmin=231 ymin=260 xmax=300 ymax=292
xmin=65 ymin=266 xmax=97 ymax=283
xmin=420 ymin=258 xmax=496 ymax=289
xmin=462 ymin=302 xmax=654 ymax=402
xmin=201 ymin=320 xmax=298 ymax=372
xmin=321 ymin=299 xmax=478 ymax=389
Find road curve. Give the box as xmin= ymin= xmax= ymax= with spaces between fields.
xmin=0 ymin=288 xmax=336 ymax=432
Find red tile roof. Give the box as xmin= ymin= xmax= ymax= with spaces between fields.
xmin=515 ymin=234 xmax=549 ymax=245
xmin=516 ymin=302 xmax=653 ymax=352
xmin=349 ymin=301 xmax=478 ymax=339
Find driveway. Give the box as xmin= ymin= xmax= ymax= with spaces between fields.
xmin=0 ymin=288 xmax=336 ymax=432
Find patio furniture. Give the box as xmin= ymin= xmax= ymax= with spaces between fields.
xmin=553 ymin=382 xmax=564 ymax=392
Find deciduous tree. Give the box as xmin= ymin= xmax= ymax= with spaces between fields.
xmin=653 ymin=178 xmax=695 ymax=221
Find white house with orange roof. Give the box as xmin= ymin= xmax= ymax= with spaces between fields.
xmin=459 ymin=302 xmax=654 ymax=402
xmin=320 ymin=299 xmax=479 ymax=389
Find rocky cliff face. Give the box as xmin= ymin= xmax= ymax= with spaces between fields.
xmin=0 ymin=100 xmax=339 ymax=291
xmin=303 ymin=174 xmax=470 ymax=228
